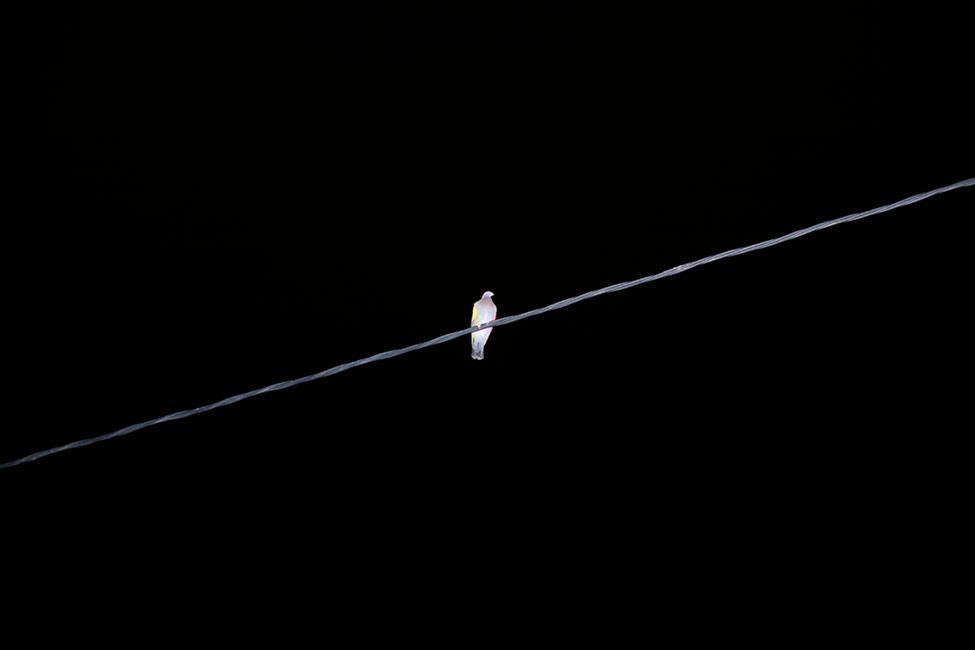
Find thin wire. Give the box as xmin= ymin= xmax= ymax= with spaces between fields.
xmin=3 ymin=177 xmax=972 ymax=470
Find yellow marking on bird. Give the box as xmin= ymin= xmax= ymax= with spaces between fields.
xmin=471 ymin=306 xmax=478 ymax=324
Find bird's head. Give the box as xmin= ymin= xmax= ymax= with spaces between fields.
xmin=483 ymin=291 xmax=495 ymax=299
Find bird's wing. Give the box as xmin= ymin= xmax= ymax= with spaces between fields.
xmin=471 ymin=304 xmax=479 ymax=325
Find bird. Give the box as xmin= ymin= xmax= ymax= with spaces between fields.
xmin=470 ymin=291 xmax=497 ymax=360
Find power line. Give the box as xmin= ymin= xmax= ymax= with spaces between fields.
xmin=3 ymin=177 xmax=972 ymax=470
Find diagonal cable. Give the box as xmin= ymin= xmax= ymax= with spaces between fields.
xmin=2 ymin=177 xmax=972 ymax=469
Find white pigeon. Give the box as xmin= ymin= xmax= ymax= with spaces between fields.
xmin=470 ymin=291 xmax=497 ymax=360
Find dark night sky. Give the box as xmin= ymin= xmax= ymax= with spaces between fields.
xmin=6 ymin=1 xmax=972 ymax=622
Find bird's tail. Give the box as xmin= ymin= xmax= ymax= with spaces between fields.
xmin=471 ymin=339 xmax=485 ymax=360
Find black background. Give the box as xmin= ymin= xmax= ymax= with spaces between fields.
xmin=6 ymin=1 xmax=972 ymax=627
